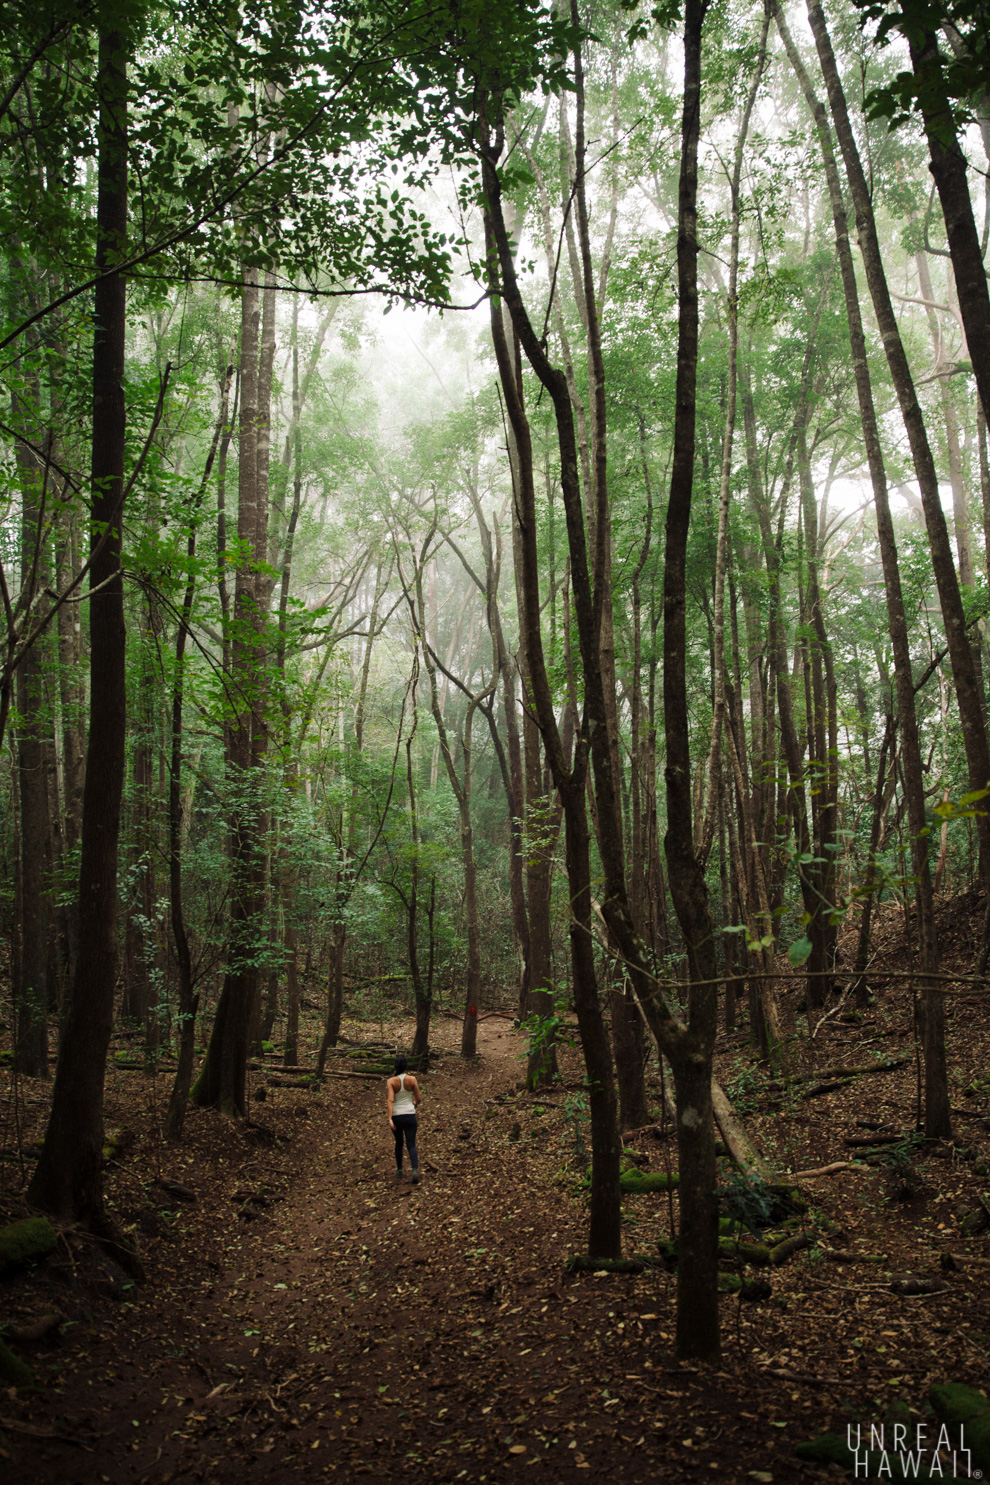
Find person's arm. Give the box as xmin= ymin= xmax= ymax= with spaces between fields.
xmin=411 ymin=1076 xmax=422 ymax=1109
xmin=386 ymin=1080 xmax=395 ymax=1130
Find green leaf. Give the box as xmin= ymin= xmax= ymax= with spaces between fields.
xmin=788 ymin=936 xmax=813 ymax=968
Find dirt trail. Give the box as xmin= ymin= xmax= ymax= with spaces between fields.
xmin=6 ymin=1009 xmax=986 ymax=1484
xmin=4 ymin=1020 xmax=662 ymax=1483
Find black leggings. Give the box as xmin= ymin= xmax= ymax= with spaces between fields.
xmin=393 ymin=1113 xmax=418 ymax=1170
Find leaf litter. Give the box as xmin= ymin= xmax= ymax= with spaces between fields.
xmin=0 ymin=904 xmax=988 ymax=1482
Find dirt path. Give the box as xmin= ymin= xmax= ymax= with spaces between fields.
xmin=4 ymin=1011 xmax=988 ymax=1483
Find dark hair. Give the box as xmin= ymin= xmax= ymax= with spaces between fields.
xmin=394 ymin=1055 xmax=408 ymax=1074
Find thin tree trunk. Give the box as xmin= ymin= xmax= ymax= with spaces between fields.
xmin=165 ymin=364 xmax=232 ymax=1139
xmin=484 ymin=157 xmax=622 ymax=1261
xmin=13 ymin=361 xmax=50 ymax=1078
xmin=782 ymin=1 xmax=950 ymax=1138
xmin=661 ymin=0 xmax=720 ymax=1362
xmin=192 ymin=270 xmax=268 ymax=1117
xmin=809 ymin=0 xmax=990 ymax=920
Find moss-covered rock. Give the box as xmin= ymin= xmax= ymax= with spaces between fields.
xmin=102 ymin=1125 xmax=135 ymax=1163
xmin=619 ymin=1169 xmax=678 ymax=1193
xmin=795 ymin=1430 xmax=966 ymax=1482
xmin=0 ymin=1334 xmax=35 ymax=1388
xmin=929 ymin=1385 xmax=990 ymax=1473
xmin=885 ymin=1400 xmax=912 ymax=1429
xmin=929 ymin=1383 xmax=990 ymax=1427
xmin=0 ymin=1216 xmax=57 ymax=1274
xmin=964 ymin=1416 xmax=990 ymax=1474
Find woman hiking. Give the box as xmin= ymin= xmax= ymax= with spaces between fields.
xmin=387 ymin=1055 xmax=422 ymax=1183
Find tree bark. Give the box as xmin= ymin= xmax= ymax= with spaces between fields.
xmin=661 ymin=0 xmax=721 ymax=1362
xmin=782 ymin=0 xmax=950 ymax=1137
xmin=192 ymin=270 xmax=268 ymax=1117
xmin=28 ymin=27 xmax=129 ymax=1223
xmin=483 ymin=150 xmax=622 ymax=1260
xmin=11 ymin=347 xmax=50 ymax=1077
xmin=809 ymin=0 xmax=990 ymax=926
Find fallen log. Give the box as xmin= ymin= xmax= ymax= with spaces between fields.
xmin=315 ymin=1070 xmax=384 ymax=1082
xmin=769 ymin=1231 xmax=813 ymax=1266
xmin=890 ymin=1276 xmax=949 ymax=1296
xmin=801 ymin=1056 xmax=910 ymax=1101
xmin=788 ymin=1054 xmax=909 ymax=1084
xmin=620 ymin=1169 xmax=678 ymax=1193
xmin=154 ymin=1179 xmax=197 ymax=1203
xmin=801 ymin=1077 xmax=856 ymax=1100
xmin=566 ymin=1256 xmax=646 ymax=1275
xmin=712 ymin=1079 xmax=773 ymax=1180
xmin=249 ymin=1061 xmax=315 ymax=1075
xmin=3 ymin=1310 xmax=63 ymax=1343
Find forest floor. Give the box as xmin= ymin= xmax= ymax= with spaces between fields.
xmin=1 ymin=902 xmax=990 ymax=1483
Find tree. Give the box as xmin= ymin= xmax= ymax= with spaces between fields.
xmin=27 ymin=18 xmax=132 ymax=1233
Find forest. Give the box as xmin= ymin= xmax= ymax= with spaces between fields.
xmin=1 ymin=0 xmax=990 ymax=1479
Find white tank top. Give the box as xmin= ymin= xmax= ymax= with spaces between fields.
xmin=392 ymin=1074 xmax=415 ymax=1115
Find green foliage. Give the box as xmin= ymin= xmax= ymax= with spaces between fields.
xmin=726 ymin=1059 xmax=765 ymax=1116
xmin=717 ymin=1168 xmax=778 ymax=1239
xmin=878 ymin=1139 xmax=924 ymax=1202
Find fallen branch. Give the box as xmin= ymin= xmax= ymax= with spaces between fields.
xmin=2 ymin=1311 xmax=62 ymax=1343
xmin=0 ymin=1416 xmax=92 ymax=1447
xmin=621 ymin=1123 xmax=667 ymax=1142
xmin=843 ymin=1133 xmax=908 ymax=1148
xmin=249 ymin=1062 xmax=315 ymax=1075
xmin=799 ymin=1056 xmax=909 ymax=1102
xmin=801 ymin=1077 xmax=856 ymax=1100
xmin=787 ymin=1161 xmax=864 ymax=1180
xmin=154 ymin=1179 xmax=197 ymax=1203
xmin=307 ymin=1070 xmax=383 ymax=1083
xmin=890 ymin=1276 xmax=949 ymax=1296
xmin=763 ymin=1367 xmax=822 ymax=1386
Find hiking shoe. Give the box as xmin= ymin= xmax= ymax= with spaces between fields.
xmin=394 ymin=1170 xmax=404 ymax=1182
xmin=411 ymin=1171 xmax=420 ymax=1185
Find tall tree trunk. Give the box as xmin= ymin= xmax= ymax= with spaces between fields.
xmin=28 ymin=27 xmax=131 ymax=1228
xmin=484 ymin=163 xmax=622 ymax=1261
xmin=907 ymin=25 xmax=990 ymax=450
xmin=191 ymin=271 xmax=268 ymax=1117
xmin=411 ymin=556 xmax=490 ymax=1060
xmin=165 ymin=366 xmax=233 ymax=1139
xmin=55 ymin=504 xmax=85 ymax=993
xmin=402 ymin=652 xmax=433 ymax=1061
xmin=780 ymin=1 xmax=949 ymax=1138
xmin=13 ymin=361 xmax=50 ymax=1078
xmin=661 ymin=0 xmax=720 ymax=1361
xmin=809 ymin=0 xmax=990 ymax=925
